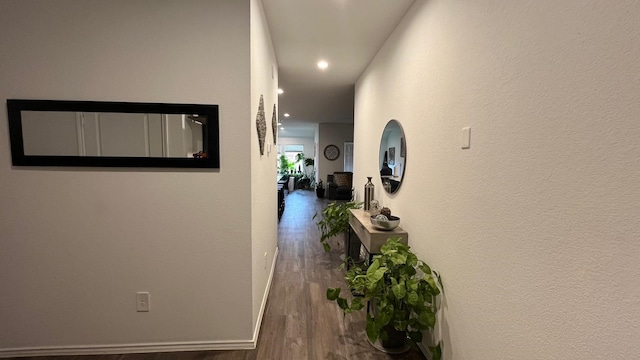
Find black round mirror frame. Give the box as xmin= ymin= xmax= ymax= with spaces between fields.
xmin=379 ymin=119 xmax=406 ymax=194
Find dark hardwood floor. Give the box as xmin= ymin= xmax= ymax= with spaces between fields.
xmin=10 ymin=190 xmax=425 ymax=360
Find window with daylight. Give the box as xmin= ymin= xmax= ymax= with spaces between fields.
xmin=282 ymin=144 xmax=304 ymax=165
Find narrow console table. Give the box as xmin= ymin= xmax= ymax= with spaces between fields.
xmin=347 ymin=208 xmax=408 ymax=264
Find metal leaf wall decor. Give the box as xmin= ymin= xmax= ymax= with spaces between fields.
xmin=256 ymin=94 xmax=266 ymax=155
xmin=271 ymin=104 xmax=277 ymax=144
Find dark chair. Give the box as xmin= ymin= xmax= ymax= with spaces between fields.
xmin=278 ymin=175 xmax=289 ymax=193
xmin=326 ymin=172 xmax=353 ymax=200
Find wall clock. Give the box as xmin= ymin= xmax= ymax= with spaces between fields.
xmin=323 ymin=144 xmax=340 ymax=161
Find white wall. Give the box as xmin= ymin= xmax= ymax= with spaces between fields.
xmin=278 ymin=137 xmax=316 ymax=160
xmin=318 ymin=123 xmax=354 ymax=186
xmin=354 ymin=1 xmax=640 ymax=359
xmin=0 ymin=0 xmax=255 ymax=355
xmin=249 ymin=0 xmax=279 ymax=334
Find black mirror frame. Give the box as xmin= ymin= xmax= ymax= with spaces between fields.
xmin=7 ymin=99 xmax=220 ymax=168
xmin=380 ymin=119 xmax=406 ymax=194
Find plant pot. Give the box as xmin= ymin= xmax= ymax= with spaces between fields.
xmin=316 ymin=188 xmax=325 ymax=198
xmin=368 ymin=299 xmax=411 ymax=354
xmin=380 ymin=324 xmax=407 ymax=349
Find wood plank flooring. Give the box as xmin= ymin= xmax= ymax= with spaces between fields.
xmin=9 ymin=190 xmax=425 ymax=360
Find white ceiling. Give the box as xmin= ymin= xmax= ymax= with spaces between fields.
xmin=262 ymin=0 xmax=415 ymax=138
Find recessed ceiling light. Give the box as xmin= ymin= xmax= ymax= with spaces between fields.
xmin=277 ymin=122 xmax=282 ymax=125
xmin=277 ymin=88 xmax=284 ymax=94
xmin=284 ymin=113 xmax=290 ymax=117
xmin=280 ymin=127 xmax=285 ymax=130
xmin=317 ymin=60 xmax=329 ymax=70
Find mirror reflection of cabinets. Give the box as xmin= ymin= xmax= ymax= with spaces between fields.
xmin=379 ymin=119 xmax=406 ymax=193
xmin=7 ymin=100 xmax=219 ymax=168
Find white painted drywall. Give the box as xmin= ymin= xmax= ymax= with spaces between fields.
xmin=354 ymin=1 xmax=640 ymax=359
xmin=318 ymin=123 xmax=354 ymax=186
xmin=0 ymin=0 xmax=254 ymax=353
xmin=249 ymin=0 xmax=279 ymax=331
xmin=278 ymin=137 xmax=316 ymax=160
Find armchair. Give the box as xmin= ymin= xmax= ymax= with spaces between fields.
xmin=326 ymin=172 xmax=353 ymax=200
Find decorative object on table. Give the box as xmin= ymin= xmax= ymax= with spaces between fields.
xmin=370 ymin=214 xmax=401 ymax=230
xmin=313 ymin=201 xmax=362 ymax=252
xmin=255 ymin=95 xmax=267 ymax=155
xmin=326 ymin=238 xmax=442 ymax=357
xmin=323 ymin=144 xmax=340 ymax=161
xmin=369 ymin=199 xmax=381 ymax=216
xmin=380 ymin=207 xmax=391 ymax=218
xmin=364 ymin=177 xmax=375 ymax=211
xmin=271 ymin=104 xmax=277 ymax=144
xmin=315 ymin=181 xmax=325 ymax=198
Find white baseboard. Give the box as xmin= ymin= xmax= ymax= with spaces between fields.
xmin=252 ymin=246 xmax=279 ymax=343
xmin=0 ymin=247 xmax=281 ymax=359
xmin=0 ymin=340 xmax=255 ymax=358
xmin=418 ymin=342 xmax=429 ymax=359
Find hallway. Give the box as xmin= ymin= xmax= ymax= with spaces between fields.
xmin=217 ymin=189 xmax=427 ymax=359
xmin=9 ymin=190 xmax=425 ymax=360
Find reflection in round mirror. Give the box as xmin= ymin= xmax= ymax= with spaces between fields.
xmin=379 ymin=120 xmax=406 ymax=194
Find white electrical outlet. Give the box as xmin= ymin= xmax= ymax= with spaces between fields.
xmin=136 ymin=292 xmax=150 ymax=312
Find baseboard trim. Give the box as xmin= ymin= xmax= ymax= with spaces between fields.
xmin=0 ymin=340 xmax=254 ymax=358
xmin=252 ymin=246 xmax=278 ymax=343
xmin=417 ymin=342 xmax=429 ymax=359
xmin=419 ymin=341 xmax=438 ymax=360
xmin=0 ymin=247 xmax=281 ymax=359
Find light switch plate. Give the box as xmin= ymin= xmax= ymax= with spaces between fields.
xmin=136 ymin=292 xmax=150 ymax=312
xmin=462 ymin=127 xmax=471 ymax=149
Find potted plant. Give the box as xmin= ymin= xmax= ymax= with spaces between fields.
xmin=313 ymin=201 xmax=362 ymax=252
xmin=326 ymin=238 xmax=442 ymax=358
xmin=316 ymin=180 xmax=325 ymax=198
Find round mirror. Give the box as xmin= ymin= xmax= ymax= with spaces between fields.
xmin=379 ymin=120 xmax=406 ymax=194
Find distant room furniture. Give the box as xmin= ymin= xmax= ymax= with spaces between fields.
xmin=277 ymin=184 xmax=285 ymax=221
xmin=278 ymin=175 xmax=289 ymax=193
xmin=288 ymin=176 xmax=295 ymax=193
xmin=326 ymin=172 xmax=353 ymax=200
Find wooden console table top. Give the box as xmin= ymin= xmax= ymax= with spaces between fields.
xmin=349 ymin=208 xmax=408 ymax=254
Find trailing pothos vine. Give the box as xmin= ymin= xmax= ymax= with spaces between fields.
xmin=313 ymin=201 xmax=362 ymax=252
xmin=327 ymin=238 xmax=443 ymax=359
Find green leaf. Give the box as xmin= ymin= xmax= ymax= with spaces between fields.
xmin=408 ymin=330 xmax=423 ymax=342
xmin=326 ymin=287 xmax=341 ymax=301
xmin=375 ymin=304 xmax=393 ymax=328
xmin=350 ymin=297 xmax=364 ymax=311
xmin=396 ymin=319 xmax=408 ymax=331
xmin=392 ymin=283 xmax=406 ymax=300
xmin=366 ymin=313 xmax=379 ymax=343
xmin=419 ymin=263 xmax=432 ymax=275
xmin=426 ymin=276 xmax=441 ymax=295
xmin=336 ymin=297 xmax=349 ymax=311
xmin=407 ymin=291 xmax=419 ymax=306
xmin=367 ymin=267 xmax=387 ymax=283
xmin=429 ymin=343 xmax=442 ymax=360
xmin=407 ymin=253 xmax=418 ymax=267
xmin=418 ymin=310 xmax=436 ymax=328
xmin=366 ymin=259 xmax=379 ymax=277
xmin=322 ymin=242 xmax=331 ymax=252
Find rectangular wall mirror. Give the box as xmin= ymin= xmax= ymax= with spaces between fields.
xmin=7 ymin=99 xmax=219 ymax=168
